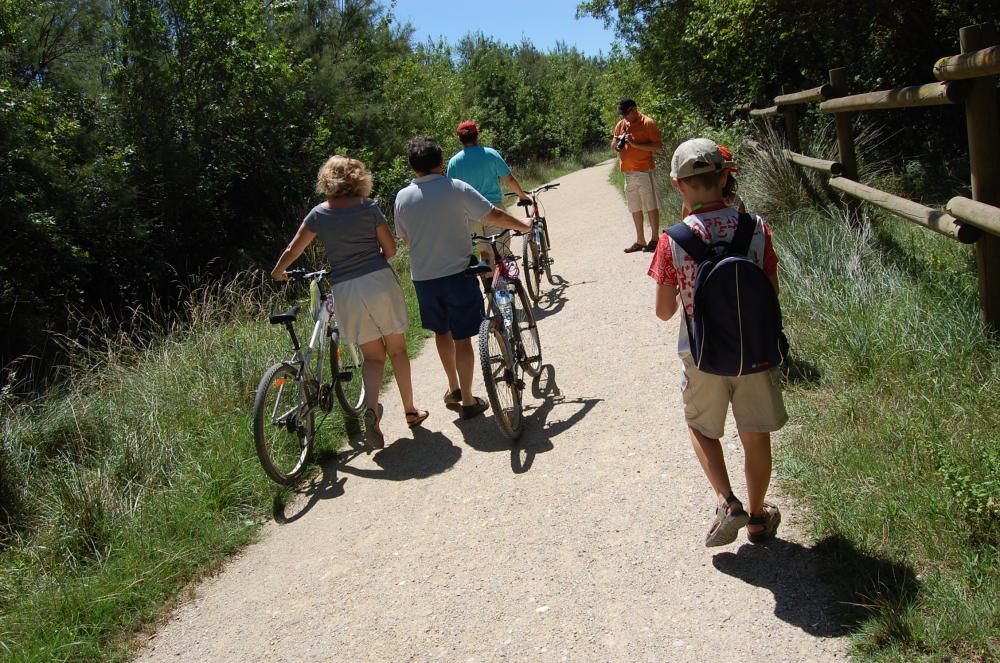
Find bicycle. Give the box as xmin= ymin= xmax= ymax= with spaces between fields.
xmin=252 ymin=268 xmax=366 ymax=485
xmin=466 ymin=229 xmax=542 ymax=441
xmin=505 ymin=183 xmax=560 ymax=304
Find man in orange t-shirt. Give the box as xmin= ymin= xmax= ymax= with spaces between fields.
xmin=612 ymin=98 xmax=663 ymax=254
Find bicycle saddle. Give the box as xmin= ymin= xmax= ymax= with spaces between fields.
xmin=464 ymin=259 xmax=492 ymax=276
xmin=269 ymin=305 xmax=300 ymax=325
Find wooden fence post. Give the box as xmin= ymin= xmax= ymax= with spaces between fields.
xmin=961 ymin=23 xmax=1000 ymax=332
xmin=828 ymin=68 xmax=857 ymax=180
xmin=781 ymin=85 xmax=801 ymax=152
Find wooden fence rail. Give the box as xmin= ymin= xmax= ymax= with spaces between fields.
xmin=736 ymin=22 xmax=1000 ymax=331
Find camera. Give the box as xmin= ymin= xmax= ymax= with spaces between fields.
xmin=615 ymin=134 xmax=629 ymax=150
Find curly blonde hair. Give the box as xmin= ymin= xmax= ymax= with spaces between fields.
xmin=316 ymin=155 xmax=373 ymax=199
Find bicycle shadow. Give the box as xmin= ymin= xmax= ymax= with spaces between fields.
xmin=272 ymin=454 xmax=346 ymax=524
xmin=712 ymin=535 xmax=919 ymax=638
xmin=516 ymin=364 xmax=602 ymax=473
xmin=452 ymin=364 xmax=602 ymax=474
xmin=531 ymin=276 xmax=593 ymax=322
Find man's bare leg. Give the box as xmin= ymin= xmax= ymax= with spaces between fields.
xmin=738 ymin=430 xmax=772 ymax=533
xmin=689 ymin=426 xmax=736 ymax=508
xmin=454 ymin=337 xmax=477 ymax=406
xmin=434 ymin=332 xmax=460 ymax=394
xmin=647 ymin=208 xmax=661 ymax=243
xmin=631 ymin=210 xmax=647 ymax=245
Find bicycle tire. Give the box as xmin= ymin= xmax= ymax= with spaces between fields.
xmin=253 ymin=362 xmax=314 ymax=485
xmin=511 ymin=280 xmax=542 ymax=377
xmin=478 ymin=318 xmax=523 ymax=441
xmin=331 ymin=332 xmax=366 ymax=418
xmin=540 ymin=219 xmax=555 ymax=285
xmin=521 ymin=235 xmax=541 ymax=303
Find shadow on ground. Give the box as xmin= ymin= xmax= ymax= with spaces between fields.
xmin=713 ymin=534 xmax=919 ymax=638
xmin=453 ymin=363 xmax=602 ymax=474
xmin=531 ymin=275 xmax=595 ymax=322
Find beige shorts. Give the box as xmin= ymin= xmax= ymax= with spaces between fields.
xmin=624 ymin=170 xmax=660 ymax=214
xmin=330 ymin=267 xmax=409 ymax=345
xmin=470 ymin=217 xmax=513 ymax=256
xmin=680 ymin=354 xmax=788 ymax=439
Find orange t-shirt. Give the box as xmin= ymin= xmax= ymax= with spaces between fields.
xmin=615 ymin=111 xmax=661 ymax=172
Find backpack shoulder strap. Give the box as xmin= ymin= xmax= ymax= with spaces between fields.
xmin=730 ymin=212 xmax=757 ymax=256
xmin=665 ymin=223 xmax=709 ymax=263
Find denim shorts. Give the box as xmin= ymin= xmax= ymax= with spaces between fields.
xmin=412 ymin=271 xmax=485 ymax=340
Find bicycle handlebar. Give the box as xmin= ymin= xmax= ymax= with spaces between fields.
xmin=284 ymin=268 xmax=330 ymax=282
xmin=471 ymin=228 xmax=525 ymax=243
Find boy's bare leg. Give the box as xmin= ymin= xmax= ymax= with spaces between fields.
xmin=738 ymin=430 xmax=773 ymax=532
xmin=434 ymin=332 xmax=460 ymax=394
xmin=454 ymin=337 xmax=477 ymax=406
xmin=631 ymin=211 xmax=647 ymax=245
xmin=688 ymin=426 xmax=736 ymax=507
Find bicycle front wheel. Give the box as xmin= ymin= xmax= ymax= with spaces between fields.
xmin=331 ymin=333 xmax=366 ymax=418
xmin=253 ymin=362 xmax=314 ymax=485
xmin=512 ymin=280 xmax=542 ymax=377
xmin=521 ymin=235 xmax=541 ymax=303
xmin=478 ymin=318 xmax=523 ymax=441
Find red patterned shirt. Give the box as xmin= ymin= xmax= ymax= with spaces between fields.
xmin=648 ymin=203 xmax=778 ymax=318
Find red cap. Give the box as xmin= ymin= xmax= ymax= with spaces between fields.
xmin=457 ymin=120 xmax=479 ymax=137
xmin=718 ymin=145 xmax=740 ymax=172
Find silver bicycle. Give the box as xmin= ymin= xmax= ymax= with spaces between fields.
xmin=252 ymin=268 xmax=366 ymax=485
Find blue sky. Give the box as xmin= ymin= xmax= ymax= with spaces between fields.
xmin=388 ymin=0 xmax=616 ymax=57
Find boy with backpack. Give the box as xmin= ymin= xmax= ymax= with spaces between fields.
xmin=648 ymin=138 xmax=788 ymax=547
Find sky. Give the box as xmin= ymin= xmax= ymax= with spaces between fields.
xmin=388 ymin=0 xmax=617 ymax=57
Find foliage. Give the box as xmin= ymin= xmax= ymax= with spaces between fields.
xmin=1 ymin=0 xmax=614 ymax=392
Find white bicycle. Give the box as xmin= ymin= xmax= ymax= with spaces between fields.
xmin=252 ymin=268 xmax=366 ymax=485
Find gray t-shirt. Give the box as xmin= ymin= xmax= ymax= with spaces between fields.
xmin=393 ymin=174 xmax=495 ymax=281
xmin=303 ymin=199 xmax=390 ymax=284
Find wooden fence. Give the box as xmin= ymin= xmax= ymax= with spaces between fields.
xmin=737 ymin=23 xmax=1000 ymax=332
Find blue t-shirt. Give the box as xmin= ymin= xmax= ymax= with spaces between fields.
xmin=446 ymin=146 xmax=511 ymax=205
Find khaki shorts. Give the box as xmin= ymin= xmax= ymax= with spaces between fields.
xmin=470 ymin=217 xmax=513 ymax=256
xmin=624 ymin=170 xmax=659 ymax=214
xmin=330 ymin=267 xmax=409 ymax=345
xmin=680 ymin=354 xmax=788 ymax=439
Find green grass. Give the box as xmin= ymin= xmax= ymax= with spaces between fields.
xmin=736 ymin=132 xmax=1000 ymax=661
xmin=0 ymin=261 xmax=427 ymax=662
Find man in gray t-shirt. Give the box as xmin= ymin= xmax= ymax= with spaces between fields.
xmin=394 ymin=135 xmax=530 ymax=420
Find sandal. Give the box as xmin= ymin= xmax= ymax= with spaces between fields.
xmin=363 ymin=406 xmax=385 ymax=450
xmin=443 ymin=388 xmax=462 ymax=411
xmin=643 ymin=238 xmax=658 ymax=252
xmin=460 ymin=397 xmax=489 ymax=420
xmin=747 ymin=503 xmax=781 ymax=543
xmin=623 ymin=242 xmax=645 ymax=253
xmin=405 ymin=409 xmax=429 ymax=429
xmin=705 ymin=492 xmax=749 ymax=547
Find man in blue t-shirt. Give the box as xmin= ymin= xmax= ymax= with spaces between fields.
xmin=446 ymin=121 xmax=531 ymax=262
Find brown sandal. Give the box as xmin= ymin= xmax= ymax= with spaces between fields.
xmin=623 ymin=242 xmax=645 ymax=253
xmin=405 ymin=409 xmax=429 ymax=428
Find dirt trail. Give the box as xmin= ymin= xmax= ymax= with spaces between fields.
xmin=136 ymin=161 xmax=849 ymax=662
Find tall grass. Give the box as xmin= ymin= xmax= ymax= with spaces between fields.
xmin=738 ymin=127 xmax=999 ymax=661
xmin=0 ymin=264 xmax=426 ymax=662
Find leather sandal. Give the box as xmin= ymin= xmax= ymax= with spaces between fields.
xmin=705 ymin=491 xmax=749 ymax=547
xmin=405 ymin=409 xmax=429 ymax=429
xmin=623 ymin=242 xmax=645 ymax=253
xmin=747 ymin=503 xmax=781 ymax=543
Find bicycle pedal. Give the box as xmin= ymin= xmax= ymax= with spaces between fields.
xmin=544 ymin=258 xmax=554 ymax=264
xmin=337 ymin=371 xmax=353 ymax=381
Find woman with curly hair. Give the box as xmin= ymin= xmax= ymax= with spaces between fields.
xmin=270 ymin=155 xmax=427 ymax=449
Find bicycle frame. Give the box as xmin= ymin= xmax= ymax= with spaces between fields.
xmin=283 ymin=272 xmax=339 ymax=404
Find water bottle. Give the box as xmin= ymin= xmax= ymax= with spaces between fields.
xmin=495 ymin=286 xmax=513 ymax=327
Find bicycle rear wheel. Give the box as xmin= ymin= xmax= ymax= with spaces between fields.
xmin=511 ymin=280 xmax=542 ymax=377
xmin=521 ymin=235 xmax=541 ymax=303
xmin=478 ymin=318 xmax=523 ymax=441
xmin=331 ymin=332 xmax=366 ymax=418
xmin=253 ymin=362 xmax=314 ymax=485
xmin=540 ymin=219 xmax=555 ymax=285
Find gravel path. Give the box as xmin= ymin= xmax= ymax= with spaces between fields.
xmin=135 ymin=161 xmax=849 ymax=663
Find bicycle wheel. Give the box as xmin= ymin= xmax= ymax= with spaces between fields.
xmin=253 ymin=362 xmax=314 ymax=485
xmin=511 ymin=280 xmax=542 ymax=377
xmin=539 ymin=219 xmax=555 ymax=285
xmin=521 ymin=235 xmax=541 ymax=303
xmin=478 ymin=318 xmax=523 ymax=441
xmin=331 ymin=331 xmax=366 ymax=418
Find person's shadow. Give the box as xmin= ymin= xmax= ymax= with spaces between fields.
xmin=273 ymin=428 xmax=461 ymax=523
xmin=713 ymin=535 xmax=919 ymax=638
